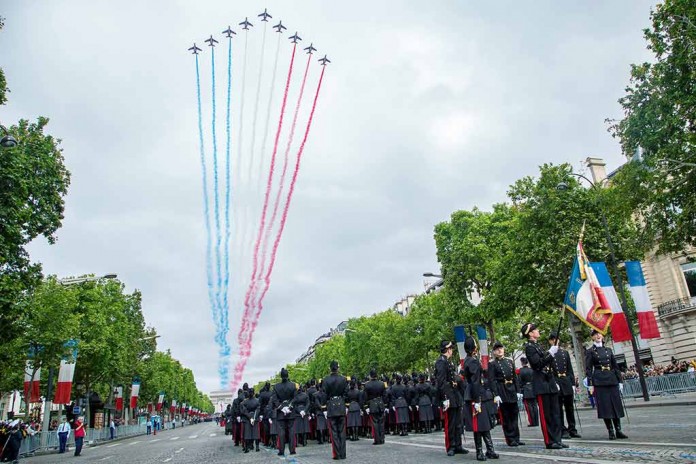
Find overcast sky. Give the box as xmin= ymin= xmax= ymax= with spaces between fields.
xmin=2 ymin=1 xmax=657 ymax=395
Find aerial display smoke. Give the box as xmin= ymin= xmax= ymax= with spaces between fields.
xmin=189 ymin=9 xmax=329 ymax=389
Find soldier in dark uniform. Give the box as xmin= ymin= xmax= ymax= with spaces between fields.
xmin=294 ymin=385 xmax=310 ymax=446
xmin=434 ymin=340 xmax=468 ymax=457
xmin=240 ymin=388 xmax=261 ymax=452
xmin=271 ymin=368 xmax=298 ymax=456
xmin=314 ymin=382 xmax=329 ymax=444
xmin=231 ymin=389 xmax=244 ymax=446
xmin=548 ymin=332 xmax=581 ymax=439
xmin=364 ymin=368 xmax=387 ymax=445
xmin=585 ymin=329 xmax=627 ymax=440
xmin=306 ymin=379 xmax=318 ymax=442
xmin=489 ymin=341 xmax=524 ymax=447
xmin=415 ymin=373 xmax=435 ymax=433
xmin=518 ymin=357 xmax=539 ymax=427
xmin=462 ymin=337 xmax=498 ymax=461
xmin=390 ymin=375 xmax=410 ymax=436
xmin=258 ymin=382 xmax=273 ymax=446
xmin=346 ymin=379 xmax=363 ymax=441
xmin=521 ymin=322 xmax=567 ymax=450
xmin=323 ymin=360 xmax=349 ymax=460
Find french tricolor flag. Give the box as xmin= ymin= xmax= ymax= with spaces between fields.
xmin=115 ymin=386 xmax=124 ymax=411
xmin=130 ymin=380 xmax=140 ymax=409
xmin=454 ymin=325 xmax=467 ymax=369
xmin=476 ymin=325 xmax=489 ymax=370
xmin=170 ymin=399 xmax=177 ymax=414
xmin=590 ymin=262 xmax=632 ymax=342
xmin=23 ymin=361 xmax=41 ymax=404
xmin=53 ymin=359 xmax=77 ymax=404
xmin=626 ymin=261 xmax=661 ymax=339
xmin=157 ymin=392 xmax=165 ymax=412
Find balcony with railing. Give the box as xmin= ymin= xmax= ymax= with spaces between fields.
xmin=657 ymin=296 xmax=696 ymax=319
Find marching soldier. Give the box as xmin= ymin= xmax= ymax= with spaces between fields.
xmin=462 ymin=337 xmax=498 ymax=461
xmin=323 ymin=360 xmax=349 ymax=460
xmin=521 ymin=322 xmax=567 ymax=450
xmin=364 ymin=369 xmax=387 ymax=445
xmin=271 ymin=368 xmax=298 ymax=456
xmin=548 ymin=332 xmax=581 ymax=439
xmin=415 ymin=373 xmax=435 ymax=433
xmin=434 ymin=340 xmax=468 ymax=457
xmin=585 ymin=329 xmax=628 ymax=440
xmin=518 ymin=357 xmax=539 ymax=427
xmin=488 ymin=341 xmax=525 ymax=447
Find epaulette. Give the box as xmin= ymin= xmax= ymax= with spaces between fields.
xmin=295 ymin=383 xmax=299 ymax=389
xmin=384 ymin=382 xmax=388 ymax=388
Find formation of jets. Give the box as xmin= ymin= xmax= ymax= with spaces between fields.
xmin=188 ymin=9 xmax=330 ymax=66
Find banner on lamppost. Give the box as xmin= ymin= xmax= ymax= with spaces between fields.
xmin=54 ymin=340 xmax=78 ymax=405
xmin=115 ymin=386 xmax=124 ymax=411
xmin=23 ymin=346 xmax=42 ymax=404
xmin=156 ymin=391 xmax=165 ymax=412
xmin=130 ymin=378 xmax=140 ymax=409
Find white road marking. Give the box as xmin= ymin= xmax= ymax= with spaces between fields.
xmin=170 ymin=436 xmax=179 ymax=440
xmin=209 ymin=433 xmax=217 ymax=437
xmin=163 ymin=459 xmax=172 ymax=463
xmin=189 ymin=435 xmax=198 ymax=439
xmin=106 ymin=443 xmax=121 ymax=448
xmin=175 ymin=447 xmax=184 ymax=453
xmin=128 ymin=440 xmax=141 ymax=445
xmin=511 ymin=437 xmax=696 ymax=448
xmin=150 ymin=439 xmax=161 ymax=443
xmin=99 ymin=457 xmax=112 ymax=461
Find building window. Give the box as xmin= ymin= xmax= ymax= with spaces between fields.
xmin=681 ymin=263 xmax=696 ymax=298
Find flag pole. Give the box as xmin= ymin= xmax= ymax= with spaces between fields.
xmin=556 ymin=221 xmax=585 ymax=347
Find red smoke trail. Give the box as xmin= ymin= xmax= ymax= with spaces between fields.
xmin=253 ymin=53 xmax=312 ymax=313
xmin=231 ymin=66 xmax=326 ymax=391
xmin=248 ymin=66 xmax=327 ymax=337
xmin=238 ymin=44 xmax=297 ymax=346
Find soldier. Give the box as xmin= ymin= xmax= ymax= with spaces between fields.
xmin=585 ymin=329 xmax=628 ymax=440
xmin=294 ymin=385 xmax=310 ymax=446
xmin=390 ymin=375 xmax=410 ymax=436
xmin=306 ymin=379 xmax=319 ymax=442
xmin=519 ymin=357 xmax=539 ymax=427
xmin=434 ymin=340 xmax=468 ymax=457
xmin=272 ymin=368 xmax=298 ymax=456
xmin=231 ymin=389 xmax=244 ymax=446
xmin=258 ymin=382 xmax=273 ymax=446
xmin=346 ymin=379 xmax=363 ymax=441
xmin=323 ymin=360 xmax=349 ymax=460
xmin=314 ymin=382 xmax=329 ymax=444
xmin=489 ymin=341 xmax=525 ymax=447
xmin=240 ymin=388 xmax=261 ymax=452
xmin=548 ymin=332 xmax=581 ymax=439
xmin=415 ymin=373 xmax=434 ymax=433
xmin=462 ymin=337 xmax=498 ymax=461
xmin=364 ymin=368 xmax=387 ymax=445
xmin=521 ymin=322 xmax=567 ymax=450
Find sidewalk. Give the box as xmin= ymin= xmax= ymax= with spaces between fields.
xmin=577 ymin=391 xmax=696 ymax=410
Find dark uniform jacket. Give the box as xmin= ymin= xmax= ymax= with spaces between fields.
xmin=552 ymin=348 xmax=576 ymax=396
xmin=364 ymin=379 xmax=387 ymax=414
xmin=435 ymin=354 xmax=462 ymax=407
xmin=462 ymin=355 xmax=484 ymax=403
xmin=258 ymin=389 xmax=272 ymax=416
xmin=241 ymin=397 xmax=260 ymax=422
xmin=322 ymin=373 xmax=349 ymax=417
xmin=524 ymin=340 xmax=560 ymax=395
xmin=415 ymin=382 xmax=433 ymax=407
xmin=585 ymin=344 xmax=621 ymax=387
xmin=306 ymin=386 xmax=318 ymax=414
xmin=271 ymin=380 xmax=298 ymax=419
xmin=389 ymin=383 xmax=409 ymax=409
xmin=488 ymin=356 xmax=520 ymax=403
xmin=518 ymin=366 xmax=535 ymax=399
xmin=347 ymin=388 xmax=363 ymax=412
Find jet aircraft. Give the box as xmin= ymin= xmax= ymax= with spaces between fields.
xmin=289 ymin=32 xmax=302 ymax=43
xmin=258 ymin=9 xmax=272 ymax=22
xmin=304 ymin=43 xmax=317 ymax=54
xmin=205 ymin=35 xmax=218 ymax=47
xmin=239 ymin=18 xmax=253 ymax=30
xmin=273 ymin=21 xmax=287 ymax=33
xmin=318 ymin=55 xmax=331 ymax=66
xmin=222 ymin=26 xmax=236 ymax=38
xmin=188 ymin=43 xmax=202 ymax=55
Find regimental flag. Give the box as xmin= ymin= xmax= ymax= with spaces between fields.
xmin=130 ymin=378 xmax=140 ymax=409
xmin=476 ymin=325 xmax=489 ymax=370
xmin=23 ymin=360 xmax=41 ymax=404
xmin=564 ymin=240 xmax=613 ymax=334
xmin=115 ymin=386 xmax=124 ymax=411
xmin=157 ymin=391 xmax=165 ymax=412
xmin=454 ymin=325 xmax=467 ymax=369
xmin=626 ymin=261 xmax=661 ymax=339
xmin=590 ymin=262 xmax=632 ymax=342
xmin=54 ymin=340 xmax=79 ymax=405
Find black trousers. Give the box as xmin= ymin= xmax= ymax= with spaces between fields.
xmin=537 ymin=394 xmax=562 ymax=446
xmin=558 ymin=393 xmax=577 ymax=433
xmin=498 ymin=402 xmax=520 ymax=444
xmin=328 ymin=415 xmax=347 ymax=459
xmin=277 ymin=418 xmax=296 ymax=454
xmin=523 ymin=398 xmax=539 ymax=426
xmin=370 ymin=413 xmax=385 ymax=444
xmin=443 ymin=405 xmax=462 ymax=452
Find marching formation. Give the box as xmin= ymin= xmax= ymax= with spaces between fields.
xmin=222 ymin=321 xmax=628 ymax=461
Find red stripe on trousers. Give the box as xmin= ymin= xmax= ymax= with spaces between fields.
xmin=443 ymin=409 xmax=450 ymax=450
xmin=524 ymin=400 xmax=532 ymax=425
xmin=473 ymin=405 xmax=479 ymax=432
xmin=537 ymin=395 xmax=550 ymax=445
xmin=327 ymin=418 xmax=337 ymax=459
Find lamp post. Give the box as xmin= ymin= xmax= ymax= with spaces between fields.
xmin=0 ymin=124 xmax=18 ymax=148
xmin=557 ymin=173 xmax=650 ymax=401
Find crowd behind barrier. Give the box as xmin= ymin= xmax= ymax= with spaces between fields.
xmin=621 ymin=359 xmax=696 ymax=380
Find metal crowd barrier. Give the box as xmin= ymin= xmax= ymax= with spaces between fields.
xmin=622 ymin=371 xmax=696 ymax=398
xmin=19 ymin=423 xmax=148 ymax=457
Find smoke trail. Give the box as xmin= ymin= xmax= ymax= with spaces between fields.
xmin=222 ymin=32 xmax=233 ymax=344
xmin=246 ymin=22 xmax=268 ymax=183
xmin=232 ymin=66 xmax=327 ymax=390
xmin=252 ymin=53 xmax=312 ymax=313
xmin=239 ymin=43 xmax=297 ymax=345
xmin=249 ymin=65 xmax=327 ymax=336
xmin=195 ymin=54 xmax=217 ymax=359
xmin=257 ymin=33 xmax=283 ymax=192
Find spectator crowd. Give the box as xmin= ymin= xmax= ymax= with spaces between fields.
xmin=621 ymin=358 xmax=696 ymax=380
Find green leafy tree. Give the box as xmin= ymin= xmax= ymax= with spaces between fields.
xmin=609 ymin=0 xmax=696 ymax=252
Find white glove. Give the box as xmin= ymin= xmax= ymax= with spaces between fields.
xmin=259 ymin=415 xmax=263 ymax=420
xmin=473 ymin=402 xmax=482 ymax=413
xmin=517 ymin=393 xmax=523 ymax=401
xmin=236 ymin=416 xmax=241 ymax=422
xmin=619 ymin=383 xmax=624 ymax=394
xmin=442 ymin=399 xmax=450 ymax=411
xmin=392 ymin=406 xmax=396 ymax=412
xmin=300 ymin=410 xmax=306 ymax=418
xmin=323 ymin=411 xmax=327 ymax=419
xmin=281 ymin=406 xmax=291 ymax=415
xmin=269 ymin=419 xmax=273 ymax=425
xmin=416 ymin=405 xmax=419 ymax=411
xmin=250 ymin=419 xmax=255 ymax=425
xmin=588 ymin=386 xmax=594 ymax=395
xmin=360 ymin=410 xmax=363 ymax=416
xmin=365 ymin=408 xmax=370 ymax=414
xmin=384 ymin=409 xmax=389 ymax=414
xmin=493 ymin=396 xmax=502 ymax=405
xmin=549 ymin=345 xmax=559 ymax=355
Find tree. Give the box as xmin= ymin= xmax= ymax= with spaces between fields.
xmin=0 ymin=18 xmax=71 ymax=394
xmin=609 ymin=0 xmax=696 ymax=253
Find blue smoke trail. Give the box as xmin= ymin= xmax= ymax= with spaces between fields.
xmin=195 ymin=55 xmax=217 ymax=362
